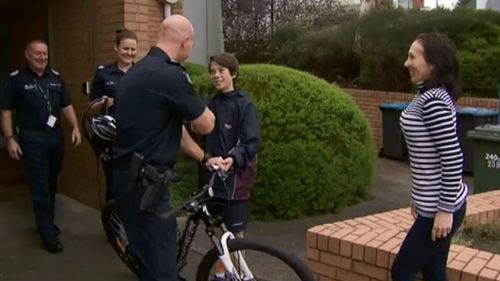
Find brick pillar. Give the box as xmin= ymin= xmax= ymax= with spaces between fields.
xmin=49 ymin=0 xmax=182 ymax=208
xmin=50 ymin=0 xmax=107 ymax=205
xmin=95 ymin=1 xmax=126 ymax=62
xmin=124 ymin=0 xmax=164 ymax=58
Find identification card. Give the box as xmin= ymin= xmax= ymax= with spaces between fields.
xmin=47 ymin=115 xmax=57 ymax=128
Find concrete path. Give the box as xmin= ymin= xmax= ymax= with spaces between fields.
xmin=0 ymin=158 xmax=473 ymax=280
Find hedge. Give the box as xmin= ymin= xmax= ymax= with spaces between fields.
xmin=173 ymin=64 xmax=376 ymax=220
xmin=185 ymin=62 xmax=207 ymax=78
xmin=263 ymin=8 xmax=500 ymax=97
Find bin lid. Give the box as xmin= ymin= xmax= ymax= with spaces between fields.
xmin=457 ymin=107 xmax=498 ymax=116
xmin=379 ymin=102 xmax=409 ymax=110
xmin=467 ymin=124 xmax=500 ymax=141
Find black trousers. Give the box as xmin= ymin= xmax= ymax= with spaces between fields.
xmin=101 ymin=157 xmax=114 ymax=201
xmin=391 ymin=201 xmax=467 ymax=281
xmin=113 ymin=166 xmax=178 ymax=281
xmin=18 ymin=129 xmax=64 ymax=242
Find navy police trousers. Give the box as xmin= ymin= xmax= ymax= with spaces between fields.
xmin=19 ymin=129 xmax=64 ymax=242
xmin=113 ymin=167 xmax=178 ymax=281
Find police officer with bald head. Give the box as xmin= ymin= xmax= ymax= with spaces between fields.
xmin=113 ymin=15 xmax=215 ymax=281
xmin=1 ymin=39 xmax=81 ymax=254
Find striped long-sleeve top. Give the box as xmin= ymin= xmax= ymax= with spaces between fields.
xmin=400 ymin=85 xmax=468 ymax=218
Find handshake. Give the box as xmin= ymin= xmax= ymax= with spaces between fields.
xmin=206 ymin=156 xmax=234 ymax=172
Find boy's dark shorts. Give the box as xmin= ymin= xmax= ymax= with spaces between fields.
xmin=207 ymin=199 xmax=249 ymax=233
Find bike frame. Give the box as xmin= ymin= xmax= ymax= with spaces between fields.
xmin=219 ymin=232 xmax=254 ymax=280
xmin=104 ymin=167 xmax=257 ymax=280
xmin=175 ymin=175 xmax=255 ymax=280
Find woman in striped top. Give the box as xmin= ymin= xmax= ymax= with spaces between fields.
xmin=391 ymin=33 xmax=468 ymax=281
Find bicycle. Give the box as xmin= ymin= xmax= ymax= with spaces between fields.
xmin=101 ymin=165 xmax=315 ymax=281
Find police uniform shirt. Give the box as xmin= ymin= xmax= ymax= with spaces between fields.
xmin=1 ymin=67 xmax=71 ymax=130
xmin=113 ymin=47 xmax=205 ymax=167
xmin=90 ymin=62 xmax=125 ymax=115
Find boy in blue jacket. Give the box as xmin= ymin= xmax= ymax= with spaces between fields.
xmin=201 ymin=53 xmax=260 ymax=280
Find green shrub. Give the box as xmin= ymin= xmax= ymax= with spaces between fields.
xmin=185 ymin=62 xmax=207 ymax=78
xmin=458 ymin=36 xmax=500 ymax=97
xmin=354 ymin=8 xmax=500 ymax=96
xmin=169 ymin=158 xmax=199 ymax=208
xmin=358 ymin=56 xmax=377 ymax=89
xmin=271 ymin=8 xmax=500 ymax=97
xmin=189 ymin=64 xmax=376 ymax=220
xmin=169 ymin=62 xmax=208 ymax=208
xmin=273 ymin=24 xmax=359 ymax=83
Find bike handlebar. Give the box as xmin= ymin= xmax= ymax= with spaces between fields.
xmin=160 ymin=164 xmax=225 ymax=219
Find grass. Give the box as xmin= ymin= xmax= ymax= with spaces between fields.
xmin=452 ymin=221 xmax=500 ymax=255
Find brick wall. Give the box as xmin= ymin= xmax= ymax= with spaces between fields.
xmin=50 ymin=0 xmax=100 ymax=205
xmin=146 ymin=0 xmax=164 ymax=47
xmin=51 ymin=0 xmax=165 ymax=208
xmin=307 ymin=190 xmax=500 ymax=281
xmin=0 ymin=0 xmax=47 ymax=187
xmin=345 ymin=88 xmax=499 ymax=150
xmin=2 ymin=0 xmax=174 ymax=206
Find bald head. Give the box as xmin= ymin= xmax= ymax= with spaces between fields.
xmin=159 ymin=15 xmax=194 ymax=44
xmin=156 ymin=15 xmax=195 ymax=62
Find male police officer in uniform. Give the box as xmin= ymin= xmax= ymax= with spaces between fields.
xmin=1 ymin=39 xmax=81 ymax=253
xmin=112 ymin=15 xmax=215 ymax=280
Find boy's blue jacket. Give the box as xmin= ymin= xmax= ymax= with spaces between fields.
xmin=202 ymin=89 xmax=260 ymax=200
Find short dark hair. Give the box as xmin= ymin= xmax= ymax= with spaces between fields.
xmin=25 ymin=38 xmax=48 ymax=50
xmin=208 ymin=53 xmax=240 ymax=79
xmin=416 ymin=33 xmax=460 ymax=101
xmin=115 ymin=29 xmax=137 ymax=46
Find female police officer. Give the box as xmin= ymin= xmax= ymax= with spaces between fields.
xmin=88 ymin=29 xmax=137 ymax=201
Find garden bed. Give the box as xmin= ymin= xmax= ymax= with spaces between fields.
xmin=454 ymin=222 xmax=500 ymax=255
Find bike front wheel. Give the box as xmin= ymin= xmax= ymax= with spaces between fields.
xmin=196 ymin=238 xmax=314 ymax=281
xmin=101 ymin=200 xmax=139 ymax=275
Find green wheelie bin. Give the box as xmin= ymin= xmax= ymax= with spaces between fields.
xmin=467 ymin=124 xmax=500 ymax=194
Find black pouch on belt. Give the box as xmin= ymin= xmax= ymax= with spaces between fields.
xmin=139 ymin=165 xmax=174 ymax=212
xmin=126 ymin=152 xmax=145 ymax=194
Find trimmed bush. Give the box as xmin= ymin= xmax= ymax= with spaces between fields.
xmin=190 ymin=64 xmax=376 ymax=220
xmin=169 ymin=62 xmax=208 ymax=207
xmin=169 ymin=159 xmax=199 ymax=208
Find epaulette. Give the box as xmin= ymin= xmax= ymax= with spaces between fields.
xmin=183 ymin=72 xmax=192 ymax=85
xmin=9 ymin=70 xmax=19 ymax=77
xmin=50 ymin=69 xmax=60 ymax=76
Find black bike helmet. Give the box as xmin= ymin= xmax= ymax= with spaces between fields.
xmin=83 ymin=99 xmax=117 ymax=159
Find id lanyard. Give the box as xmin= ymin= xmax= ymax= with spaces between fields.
xmin=35 ymin=79 xmax=52 ymax=115
xmin=35 ymin=79 xmax=58 ymax=128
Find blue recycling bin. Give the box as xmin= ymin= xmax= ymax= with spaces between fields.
xmin=457 ymin=107 xmax=498 ymax=174
xmin=379 ymin=102 xmax=409 ymax=161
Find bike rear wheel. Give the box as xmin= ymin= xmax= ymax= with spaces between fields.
xmin=101 ymin=200 xmax=139 ymax=275
xmin=196 ymin=238 xmax=314 ymax=281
